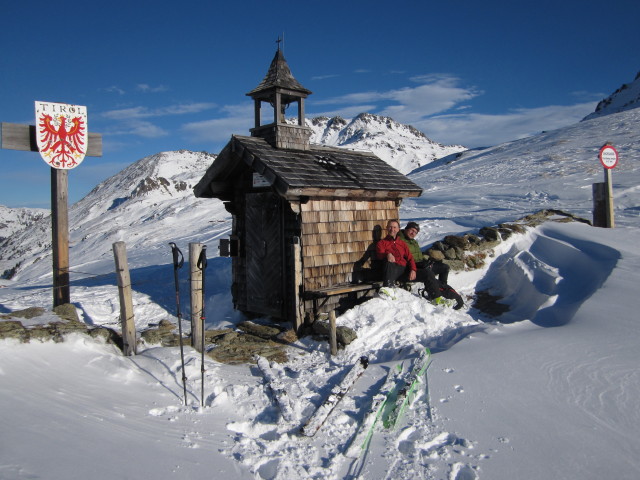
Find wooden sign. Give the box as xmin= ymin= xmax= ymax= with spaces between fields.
xmin=1 ymin=104 xmax=102 ymax=308
xmin=35 ymin=101 xmax=88 ymax=169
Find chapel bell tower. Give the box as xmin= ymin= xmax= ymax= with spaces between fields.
xmin=246 ymin=46 xmax=313 ymax=150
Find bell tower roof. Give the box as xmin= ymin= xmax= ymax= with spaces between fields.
xmin=246 ymin=48 xmax=312 ymax=100
xmin=246 ymin=47 xmax=313 ymax=150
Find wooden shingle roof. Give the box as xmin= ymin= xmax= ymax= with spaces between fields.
xmin=246 ymin=49 xmax=312 ymax=99
xmin=194 ymin=135 xmax=423 ymax=201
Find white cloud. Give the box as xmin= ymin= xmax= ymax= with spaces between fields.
xmin=102 ymin=102 xmax=216 ymax=120
xmin=415 ymin=102 xmax=597 ymax=147
xmin=103 ymin=86 xmax=126 ymax=95
xmin=181 ymin=103 xmax=254 ymax=143
xmin=107 ymin=119 xmax=168 ymax=139
xmin=313 ymin=105 xmax=378 ymax=119
xmin=311 ymin=74 xmax=340 ymax=81
xmin=136 ymin=84 xmax=169 ymax=93
xmin=99 ymin=102 xmax=218 ymax=139
xmin=308 ymin=73 xmax=598 ymax=148
xmin=314 ymin=74 xmax=481 ymax=119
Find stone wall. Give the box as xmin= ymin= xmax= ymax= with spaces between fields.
xmin=424 ymin=209 xmax=590 ymax=271
xmin=0 ymin=304 xmax=121 ymax=346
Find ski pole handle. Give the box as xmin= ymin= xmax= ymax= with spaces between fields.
xmin=169 ymin=242 xmax=184 ymax=270
xmin=197 ymin=245 xmax=207 ymax=271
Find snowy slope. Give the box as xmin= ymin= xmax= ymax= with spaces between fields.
xmin=1 ymin=104 xmax=640 ymax=480
xmin=0 ymin=205 xmax=48 ymax=241
xmin=406 ymin=106 xmax=640 ymax=233
xmin=584 ymin=70 xmax=640 ymax=120
xmin=0 ymin=150 xmax=229 ymax=284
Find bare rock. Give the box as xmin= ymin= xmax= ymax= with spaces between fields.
xmin=237 ymin=320 xmax=282 ymax=339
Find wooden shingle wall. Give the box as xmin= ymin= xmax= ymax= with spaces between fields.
xmin=300 ymin=198 xmax=398 ymax=292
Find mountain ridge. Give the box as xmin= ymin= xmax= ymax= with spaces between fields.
xmin=306 ymin=112 xmax=466 ymax=174
xmin=583 ymin=70 xmax=640 ymax=121
xmin=2 ymin=105 xmax=639 ymax=282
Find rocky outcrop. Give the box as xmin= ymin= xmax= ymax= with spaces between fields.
xmin=424 ymin=209 xmax=590 ymax=271
xmin=0 ymin=304 xmax=120 ymax=345
xmin=140 ymin=319 xmax=292 ymax=365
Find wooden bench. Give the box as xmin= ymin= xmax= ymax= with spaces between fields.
xmin=302 ymin=281 xmax=383 ymax=318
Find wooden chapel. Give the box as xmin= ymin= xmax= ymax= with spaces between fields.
xmin=194 ymin=47 xmax=422 ymax=331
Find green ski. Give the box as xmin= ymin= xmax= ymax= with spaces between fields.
xmin=344 ymin=361 xmax=404 ymax=458
xmin=382 ymin=347 xmax=432 ymax=429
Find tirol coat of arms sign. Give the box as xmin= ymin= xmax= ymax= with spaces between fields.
xmin=35 ymin=101 xmax=88 ymax=169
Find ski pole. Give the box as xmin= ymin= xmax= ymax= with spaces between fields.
xmin=169 ymin=242 xmax=188 ymax=406
xmin=197 ymin=245 xmax=208 ymax=407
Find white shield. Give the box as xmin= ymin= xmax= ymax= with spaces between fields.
xmin=35 ymin=101 xmax=88 ymax=169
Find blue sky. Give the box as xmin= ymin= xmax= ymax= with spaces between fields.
xmin=1 ymin=0 xmax=638 ymax=208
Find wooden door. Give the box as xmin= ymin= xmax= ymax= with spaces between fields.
xmin=245 ymin=192 xmax=284 ymax=318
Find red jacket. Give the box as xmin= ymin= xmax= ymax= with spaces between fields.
xmin=376 ymin=235 xmax=417 ymax=271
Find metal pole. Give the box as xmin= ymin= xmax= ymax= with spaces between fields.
xmin=197 ymin=245 xmax=208 ymax=407
xmin=169 ymin=243 xmax=188 ymax=406
xmin=604 ymin=167 xmax=615 ymax=228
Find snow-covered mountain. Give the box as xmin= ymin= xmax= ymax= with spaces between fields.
xmin=0 ymin=115 xmax=464 ymax=279
xmin=583 ymin=70 xmax=640 ymax=120
xmin=0 ymin=150 xmax=228 ymax=281
xmin=0 ymin=205 xmax=48 ymax=241
xmin=2 ymin=105 xmax=640 ymax=282
xmin=307 ymin=113 xmax=466 ymax=174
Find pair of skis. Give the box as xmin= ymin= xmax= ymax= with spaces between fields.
xmin=169 ymin=242 xmax=208 ymax=407
xmin=345 ymin=347 xmax=432 ymax=459
xmin=256 ymin=355 xmax=371 ymax=435
xmin=300 ymin=356 xmax=370 ymax=437
xmin=263 ymin=347 xmax=429 ymax=438
xmin=256 ymin=346 xmax=431 ymax=465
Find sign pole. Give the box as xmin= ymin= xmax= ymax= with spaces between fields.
xmin=597 ymin=143 xmax=619 ymax=229
xmin=51 ymin=167 xmax=70 ymax=306
xmin=604 ymin=167 xmax=615 ymax=228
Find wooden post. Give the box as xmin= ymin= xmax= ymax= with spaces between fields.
xmin=113 ymin=242 xmax=136 ymax=356
xmin=51 ymin=168 xmax=70 ymax=306
xmin=292 ymin=237 xmax=304 ymax=333
xmin=592 ymin=182 xmax=606 ymax=227
xmin=190 ymin=243 xmax=204 ymax=352
xmin=329 ymin=310 xmax=338 ymax=356
xmin=604 ymin=168 xmax=615 ymax=228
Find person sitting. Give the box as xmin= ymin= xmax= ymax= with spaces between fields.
xmin=397 ymin=221 xmax=464 ymax=310
xmin=376 ymin=220 xmax=442 ymax=299
xmin=376 ymin=219 xmax=416 ymax=287
xmin=398 ymin=221 xmax=450 ymax=284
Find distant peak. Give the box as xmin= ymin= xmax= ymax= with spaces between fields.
xmin=583 ymin=70 xmax=640 ymax=121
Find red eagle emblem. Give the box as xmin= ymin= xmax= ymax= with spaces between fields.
xmin=35 ymin=101 xmax=88 ymax=169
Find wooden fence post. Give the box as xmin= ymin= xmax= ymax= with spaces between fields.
xmin=593 ymin=170 xmax=615 ymax=228
xmin=292 ymin=237 xmax=304 ymax=333
xmin=190 ymin=243 xmax=204 ymax=352
xmin=592 ymin=182 xmax=606 ymax=227
xmin=329 ymin=310 xmax=338 ymax=356
xmin=112 ymin=241 xmax=136 ymax=356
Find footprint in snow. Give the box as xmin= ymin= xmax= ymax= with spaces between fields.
xmin=450 ymin=462 xmax=478 ymax=480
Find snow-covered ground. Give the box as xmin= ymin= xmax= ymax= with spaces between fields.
xmin=1 ymin=107 xmax=639 ymax=479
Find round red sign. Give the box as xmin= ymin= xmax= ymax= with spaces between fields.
xmin=599 ymin=145 xmax=619 ymax=169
